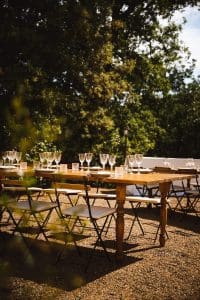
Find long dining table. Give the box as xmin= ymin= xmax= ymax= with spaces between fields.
xmin=0 ymin=167 xmax=195 ymax=261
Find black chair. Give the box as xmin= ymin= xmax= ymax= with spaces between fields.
xmin=55 ymin=180 xmax=116 ymax=270
xmin=125 ymin=196 xmax=170 ymax=243
xmin=1 ymin=178 xmax=58 ymax=242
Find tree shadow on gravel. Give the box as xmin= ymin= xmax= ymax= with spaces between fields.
xmin=0 ymin=232 xmax=141 ymax=297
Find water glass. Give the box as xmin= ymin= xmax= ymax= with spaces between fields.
xmin=60 ymin=164 xmax=68 ymax=172
xmin=115 ymin=166 xmax=124 ymax=177
xmin=72 ymin=162 xmax=79 ymax=171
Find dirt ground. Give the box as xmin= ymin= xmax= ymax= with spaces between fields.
xmin=0 ymin=196 xmax=199 ymax=300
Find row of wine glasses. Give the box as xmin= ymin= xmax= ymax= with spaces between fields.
xmin=127 ymin=154 xmax=143 ymax=171
xmin=39 ymin=151 xmax=62 ymax=168
xmin=2 ymin=150 xmax=22 ymax=165
xmin=99 ymin=154 xmax=116 ymax=171
xmin=78 ymin=153 xmax=93 ymax=170
xmin=78 ymin=153 xmax=117 ymax=171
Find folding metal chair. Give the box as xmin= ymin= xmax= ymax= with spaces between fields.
xmin=125 ymin=196 xmax=170 ymax=243
xmin=2 ymin=179 xmax=58 ymax=242
xmin=56 ymin=181 xmax=116 ymax=270
xmin=173 ymin=168 xmax=199 ymax=213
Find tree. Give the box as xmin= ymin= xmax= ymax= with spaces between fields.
xmin=0 ymin=0 xmax=199 ymax=161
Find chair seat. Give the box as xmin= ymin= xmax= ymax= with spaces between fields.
xmin=62 ymin=204 xmax=116 ymax=219
xmin=7 ymin=200 xmax=57 ymax=213
xmin=79 ymin=192 xmax=116 ymax=199
xmin=44 ymin=188 xmax=82 ymax=194
xmin=126 ymin=196 xmax=161 ymax=205
xmin=185 ymin=189 xmax=199 ymax=195
xmin=28 ymin=187 xmax=43 ymax=192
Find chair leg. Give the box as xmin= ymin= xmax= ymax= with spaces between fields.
xmin=85 ymin=217 xmax=111 ymax=272
xmin=125 ymin=202 xmax=144 ymax=240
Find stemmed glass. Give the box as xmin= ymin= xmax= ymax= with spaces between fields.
xmin=2 ymin=151 xmax=8 ymax=165
xmin=46 ymin=152 xmax=54 ymax=168
xmin=85 ymin=153 xmax=93 ymax=171
xmin=99 ymin=153 xmax=109 ymax=170
xmin=108 ymin=154 xmax=116 ymax=172
xmin=135 ymin=153 xmax=143 ymax=173
xmin=15 ymin=152 xmax=22 ymax=166
xmin=79 ymin=153 xmax=86 ymax=169
xmin=39 ymin=152 xmax=46 ymax=168
xmin=7 ymin=150 xmax=15 ymax=165
xmin=127 ymin=154 xmax=135 ymax=172
xmin=54 ymin=151 xmax=62 ymax=168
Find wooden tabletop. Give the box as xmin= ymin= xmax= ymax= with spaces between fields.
xmin=104 ymin=172 xmax=195 ymax=185
xmin=0 ymin=167 xmax=196 ymax=185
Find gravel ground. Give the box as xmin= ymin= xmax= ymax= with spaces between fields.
xmin=0 ymin=197 xmax=199 ymax=300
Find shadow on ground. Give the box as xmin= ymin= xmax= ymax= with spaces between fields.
xmin=0 ymin=231 xmax=141 ymax=297
xmin=125 ymin=206 xmax=200 ymax=234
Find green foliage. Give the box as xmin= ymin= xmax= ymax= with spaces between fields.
xmin=0 ymin=0 xmax=199 ymax=160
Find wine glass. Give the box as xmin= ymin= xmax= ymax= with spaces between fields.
xmin=127 ymin=154 xmax=135 ymax=172
xmin=85 ymin=152 xmax=93 ymax=171
xmin=54 ymin=151 xmax=62 ymax=168
xmin=7 ymin=150 xmax=15 ymax=165
xmin=99 ymin=153 xmax=109 ymax=170
xmin=39 ymin=152 xmax=45 ymax=168
xmin=15 ymin=152 xmax=22 ymax=166
xmin=108 ymin=154 xmax=116 ymax=172
xmin=78 ymin=153 xmax=86 ymax=169
xmin=46 ymin=152 xmax=54 ymax=168
xmin=2 ymin=151 xmax=8 ymax=165
xmin=135 ymin=153 xmax=143 ymax=173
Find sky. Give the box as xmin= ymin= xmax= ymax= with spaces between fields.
xmin=173 ymin=6 xmax=200 ymax=78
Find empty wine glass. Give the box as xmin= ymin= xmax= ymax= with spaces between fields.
xmin=2 ymin=151 xmax=8 ymax=165
xmin=85 ymin=152 xmax=93 ymax=171
xmin=7 ymin=150 xmax=15 ymax=165
xmin=135 ymin=153 xmax=143 ymax=173
xmin=39 ymin=152 xmax=46 ymax=168
xmin=54 ymin=151 xmax=62 ymax=168
xmin=108 ymin=154 xmax=116 ymax=172
xmin=127 ymin=154 xmax=135 ymax=172
xmin=79 ymin=153 xmax=86 ymax=169
xmin=15 ymin=152 xmax=22 ymax=166
xmin=100 ymin=153 xmax=109 ymax=170
xmin=46 ymin=152 xmax=54 ymax=168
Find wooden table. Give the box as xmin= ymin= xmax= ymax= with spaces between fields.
xmin=103 ymin=172 xmax=195 ymax=260
xmin=0 ymin=168 xmax=195 ymax=260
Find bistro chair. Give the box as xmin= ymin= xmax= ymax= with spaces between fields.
xmin=55 ymin=180 xmax=116 ymax=271
xmin=1 ymin=178 xmax=42 ymax=201
xmin=175 ymin=168 xmax=200 ymax=216
xmin=125 ymin=195 xmax=170 ymax=243
xmin=1 ymin=178 xmax=58 ymax=242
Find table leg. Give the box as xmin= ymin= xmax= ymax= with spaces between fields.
xmin=116 ymin=184 xmax=126 ymax=260
xmin=159 ymin=182 xmax=171 ymax=247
